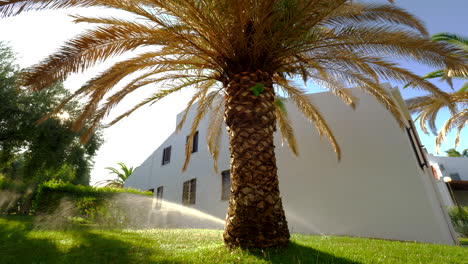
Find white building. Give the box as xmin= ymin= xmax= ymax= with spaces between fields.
xmin=427 ymin=154 xmax=468 ymax=207
xmin=125 ymin=85 xmax=458 ymax=245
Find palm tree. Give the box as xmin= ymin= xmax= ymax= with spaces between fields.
xmin=97 ymin=162 xmax=134 ymax=188
xmin=445 ymin=148 xmax=468 ymax=157
xmin=1 ymin=0 xmax=467 ymax=248
xmin=406 ymin=33 xmax=468 ymax=152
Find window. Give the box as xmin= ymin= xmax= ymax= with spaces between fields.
xmin=155 ymin=186 xmax=163 ymax=209
xmin=186 ymin=131 xmax=199 ymax=153
xmin=439 ymin=164 xmax=445 ymax=171
xmin=182 ymin=178 xmax=197 ymax=205
xmin=192 ymin=131 xmax=198 ymax=153
xmin=162 ymin=146 xmax=171 ymax=165
xmin=406 ymin=121 xmax=428 ymax=169
xmin=449 ymin=173 xmax=461 ymax=181
xmin=221 ymin=170 xmax=230 ymax=200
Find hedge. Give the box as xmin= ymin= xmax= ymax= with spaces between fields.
xmin=449 ymin=206 xmax=468 ymax=237
xmin=32 ymin=181 xmax=153 ymax=227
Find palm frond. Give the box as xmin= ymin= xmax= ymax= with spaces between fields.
xmin=182 ymin=88 xmax=221 ymax=172
xmin=436 ymin=109 xmax=468 ymax=152
xmin=275 ymin=99 xmax=298 ymax=156
xmin=431 ymin=33 xmax=468 ymax=52
xmin=206 ymin=95 xmax=225 ymax=173
xmin=323 ymin=3 xmax=428 ymax=37
xmin=274 ymin=75 xmax=340 ymax=159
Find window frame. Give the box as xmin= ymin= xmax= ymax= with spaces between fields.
xmin=439 ymin=164 xmax=445 ymax=171
xmin=182 ymin=178 xmax=197 ymax=205
xmin=186 ymin=131 xmax=199 ymax=153
xmin=162 ymin=146 xmax=172 ymax=165
xmin=155 ymin=186 xmax=163 ymax=209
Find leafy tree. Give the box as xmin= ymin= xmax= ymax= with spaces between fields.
xmin=97 ymin=162 xmax=135 ymax=188
xmin=0 ymin=42 xmax=103 ymax=186
xmin=445 ymin=148 xmax=468 ymax=157
xmin=406 ymin=33 xmax=468 ymax=152
xmin=445 ymin=148 xmax=461 ymax=157
xmin=1 ymin=1 xmax=467 ymax=248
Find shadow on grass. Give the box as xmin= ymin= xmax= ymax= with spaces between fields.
xmin=0 ymin=215 xmax=61 ymax=264
xmin=0 ymin=215 xmax=183 ymax=264
xmin=247 ymin=241 xmax=362 ymax=264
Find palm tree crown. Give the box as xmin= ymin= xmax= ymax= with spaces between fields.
xmin=445 ymin=148 xmax=468 ymax=157
xmin=97 ymin=162 xmax=134 ymax=188
xmin=1 ymin=1 xmax=466 ymax=160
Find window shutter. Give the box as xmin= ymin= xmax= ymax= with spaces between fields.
xmin=182 ymin=181 xmax=189 ymax=204
xmin=166 ymin=146 xmax=171 ymax=163
xmin=190 ymin=179 xmax=197 ymax=204
xmin=192 ymin=131 xmax=199 ymax=153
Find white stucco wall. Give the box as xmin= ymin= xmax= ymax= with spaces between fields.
xmin=125 ymin=86 xmax=457 ymax=245
xmin=433 ymin=180 xmax=455 ymax=207
xmin=427 ymin=154 xmax=468 ymax=181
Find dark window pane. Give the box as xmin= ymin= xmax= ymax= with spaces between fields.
xmin=162 ymin=146 xmax=171 ymax=165
xmin=155 ymin=186 xmax=163 ymax=209
xmin=221 ymin=170 xmax=230 ymax=200
xmin=450 ymin=173 xmax=461 ymax=181
xmin=192 ymin=131 xmax=198 ymax=153
xmin=186 ymin=131 xmax=199 ymax=153
xmin=156 ymin=186 xmax=163 ymax=199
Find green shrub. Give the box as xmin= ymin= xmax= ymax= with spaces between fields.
xmin=32 ymin=180 xmax=152 ymax=227
xmin=448 ymin=206 xmax=468 ymax=237
xmin=0 ymin=178 xmax=31 ymax=214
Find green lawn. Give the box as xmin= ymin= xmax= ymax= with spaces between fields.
xmin=0 ymin=215 xmax=466 ymax=264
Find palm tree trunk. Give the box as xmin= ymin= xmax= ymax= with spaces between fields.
xmin=223 ymin=70 xmax=290 ymax=248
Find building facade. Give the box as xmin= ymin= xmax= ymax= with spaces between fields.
xmin=428 ymin=154 xmax=468 ymax=207
xmin=125 ymin=85 xmax=457 ymax=245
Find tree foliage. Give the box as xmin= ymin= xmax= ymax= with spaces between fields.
xmin=0 ymin=42 xmax=103 ymax=186
xmin=445 ymin=148 xmax=468 ymax=157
